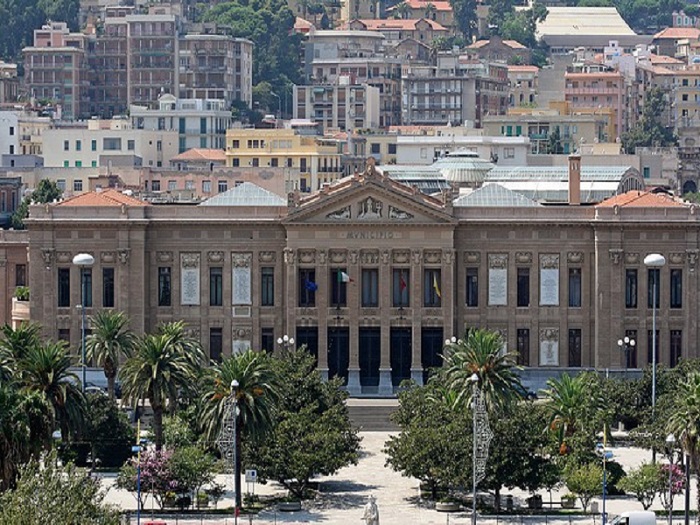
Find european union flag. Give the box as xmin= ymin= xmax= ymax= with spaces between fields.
xmin=305 ymin=279 xmax=318 ymax=292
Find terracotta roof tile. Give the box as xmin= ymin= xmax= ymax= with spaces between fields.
xmin=653 ymin=27 xmax=700 ymax=40
xmin=596 ymin=190 xmax=685 ymax=208
xmin=57 ymin=189 xmax=149 ymax=207
xmin=507 ymin=65 xmax=539 ymax=72
xmin=397 ymin=0 xmax=453 ymax=10
xmin=171 ymin=148 xmax=226 ymax=162
xmin=648 ymin=54 xmax=684 ymax=64
xmin=353 ymin=18 xmax=448 ymax=31
xmin=468 ymin=39 xmax=526 ymax=49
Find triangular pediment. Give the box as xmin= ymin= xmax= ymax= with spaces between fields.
xmin=284 ymin=166 xmax=455 ymax=225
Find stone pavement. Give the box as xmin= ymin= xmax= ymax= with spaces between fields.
xmin=106 ymin=432 xmax=697 ymax=525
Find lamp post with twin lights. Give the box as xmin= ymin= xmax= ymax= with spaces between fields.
xmin=72 ymin=253 xmax=94 ymax=392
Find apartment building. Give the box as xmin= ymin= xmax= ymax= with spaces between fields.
xmin=130 ymin=94 xmax=233 ymax=152
xmin=0 ymin=61 xmax=19 ymax=104
xmin=401 ymin=54 xmax=508 ymax=128
xmin=293 ymin=83 xmax=381 ymax=131
xmin=672 ymin=68 xmax=700 ymax=130
xmin=0 ymin=113 xmax=19 ymax=159
xmin=507 ymin=65 xmax=539 ymax=108
xmin=386 ymin=0 xmax=454 ymax=30
xmin=226 ymin=128 xmax=344 ymax=193
xmin=23 ymin=22 xmax=90 ymax=120
xmin=42 ymin=119 xmax=178 ymax=169
xmin=466 ymin=37 xmax=532 ymax=65
xmin=564 ymin=71 xmax=627 ymax=141
xmin=347 ymin=18 xmax=449 ymax=47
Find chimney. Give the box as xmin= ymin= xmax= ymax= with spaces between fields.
xmin=568 ymin=154 xmax=581 ymax=206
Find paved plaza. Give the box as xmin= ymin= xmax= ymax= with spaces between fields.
xmin=103 ymin=429 xmax=698 ymax=525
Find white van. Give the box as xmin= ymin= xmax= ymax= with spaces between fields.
xmin=609 ymin=511 xmax=657 ymax=525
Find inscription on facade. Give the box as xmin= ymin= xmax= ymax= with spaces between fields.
xmin=344 ymin=231 xmax=397 ymax=240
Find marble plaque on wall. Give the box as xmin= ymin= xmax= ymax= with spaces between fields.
xmin=540 ymin=268 xmax=559 ymax=306
xmin=232 ymin=340 xmax=251 ymax=354
xmin=180 ymin=253 xmax=200 ymax=305
xmin=232 ymin=253 xmax=252 ymax=305
xmin=488 ymin=268 xmax=507 ymax=306
xmin=539 ymin=329 xmax=559 ymax=366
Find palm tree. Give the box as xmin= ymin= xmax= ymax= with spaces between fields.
xmin=0 ymin=323 xmax=41 ymax=362
xmin=542 ymin=372 xmax=604 ymax=452
xmin=86 ymin=311 xmax=136 ymax=400
xmin=440 ymin=328 xmax=523 ymax=412
xmin=667 ymin=371 xmax=700 ymax=509
xmin=200 ymin=349 xmax=280 ymax=444
xmin=393 ymin=2 xmax=411 ymax=19
xmin=155 ymin=321 xmax=205 ymax=410
xmin=17 ymin=341 xmax=86 ymax=443
xmin=424 ymin=2 xmax=437 ymax=20
xmin=120 ymin=333 xmax=200 ymax=450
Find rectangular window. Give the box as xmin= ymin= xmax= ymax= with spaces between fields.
xmin=127 ymin=139 xmax=135 ymax=151
xmin=57 ymin=268 xmax=70 ymax=307
xmin=393 ymin=268 xmax=409 ymax=307
xmin=261 ymin=327 xmax=274 ymax=353
xmin=623 ymin=329 xmax=637 ymax=368
xmin=58 ymin=328 xmax=70 ymax=343
xmin=80 ymin=268 xmax=92 ymax=308
xmin=209 ymin=327 xmax=223 ymax=363
xmin=516 ymin=328 xmax=530 ymax=366
xmin=63 ymin=140 xmax=69 ymax=151
xmin=625 ymin=269 xmax=638 ymax=308
xmin=648 ymin=268 xmax=660 ymax=308
xmin=168 ymin=180 xmax=177 ymax=191
xmin=647 ymin=329 xmax=659 ymax=365
xmin=568 ymin=328 xmax=582 ymax=367
xmin=91 ymin=139 xmax=97 ymax=151
xmin=152 ymin=180 xmax=161 ymax=191
xmin=423 ymin=268 xmax=441 ymax=307
xmin=517 ymin=268 xmax=530 ymax=307
xmin=102 ymin=268 xmax=114 ymax=308
xmin=670 ymin=329 xmax=682 ymax=367
xmin=330 ymin=268 xmax=348 ymax=307
xmin=15 ymin=264 xmax=26 ymax=287
xmin=670 ymin=269 xmax=682 ymax=309
xmin=202 ymin=180 xmax=212 ymax=193
xmin=74 ymin=180 xmax=83 ymax=192
xmin=261 ymin=267 xmax=274 ymax=306
xmin=466 ymin=267 xmax=478 ymax=307
xmin=103 ymin=138 xmax=122 ymax=150
xmin=362 ymin=269 xmax=379 ymax=307
xmin=299 ymin=269 xmax=316 ymax=307
xmin=231 ymin=140 xmax=240 ymax=148
xmin=75 ymin=140 xmax=81 ymax=151
xmin=568 ymin=268 xmax=581 ymax=307
xmin=158 ymin=267 xmax=172 ymax=306
xmin=210 ymin=267 xmax=223 ymax=306
xmin=218 ymin=180 xmax=228 ymax=193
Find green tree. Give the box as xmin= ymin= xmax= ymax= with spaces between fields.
xmin=0 ymin=451 xmax=119 ymax=525
xmin=619 ymin=462 xmax=664 ymax=509
xmin=440 ymin=328 xmax=524 ymax=412
xmin=169 ymin=446 xmax=217 ymax=506
xmin=393 ymin=2 xmax=411 ymax=19
xmin=17 ymin=340 xmax=85 ymax=444
xmin=11 ymin=179 xmax=62 ymax=230
xmin=154 ymin=320 xmax=205 ymax=408
xmin=424 ymin=2 xmax=437 ymax=19
xmin=78 ymin=394 xmax=135 ymax=469
xmin=250 ymin=348 xmax=361 ymax=499
xmin=0 ymin=323 xmax=41 ymax=364
xmin=564 ymin=462 xmax=603 ymax=511
xmin=450 ymin=0 xmax=478 ymax=41
xmin=667 ymin=371 xmax=700 ymax=509
xmin=120 ymin=333 xmax=201 ymax=450
xmin=86 ymin=311 xmax=136 ymax=400
xmin=548 ymin=126 xmax=563 ymax=154
xmin=622 ymin=87 xmax=676 ymax=153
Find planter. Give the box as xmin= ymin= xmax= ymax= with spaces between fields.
xmin=436 ymin=502 xmax=460 ymax=512
xmin=561 ymin=499 xmax=576 ymax=509
xmin=527 ymin=495 xmax=543 ymax=510
xmin=278 ymin=501 xmax=302 ymax=512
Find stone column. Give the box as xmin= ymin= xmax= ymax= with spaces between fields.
xmin=317 ymin=249 xmax=329 ymax=380
xmin=346 ymin=249 xmax=361 ymax=395
xmin=283 ymin=247 xmax=297 ymax=354
xmin=379 ymin=249 xmax=393 ymax=396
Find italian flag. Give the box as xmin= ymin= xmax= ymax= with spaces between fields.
xmin=338 ymin=271 xmax=353 ymax=283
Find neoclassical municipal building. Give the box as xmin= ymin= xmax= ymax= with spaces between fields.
xmin=7 ymin=158 xmax=700 ymax=394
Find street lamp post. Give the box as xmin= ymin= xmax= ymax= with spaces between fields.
xmin=72 ymin=253 xmax=94 ymax=393
xmin=617 ymin=336 xmax=636 ymax=370
xmin=270 ymin=92 xmax=281 ymax=120
xmin=469 ymin=373 xmax=479 ymax=525
xmin=231 ymin=380 xmax=241 ymax=520
xmin=644 ymin=254 xmax=665 ymax=449
xmin=596 ymin=439 xmax=613 ymax=525
xmin=277 ymin=334 xmax=295 ymax=351
xmin=667 ymin=433 xmax=676 ymax=525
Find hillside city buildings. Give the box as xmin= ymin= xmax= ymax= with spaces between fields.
xmin=4 ymin=0 xmax=700 ymax=388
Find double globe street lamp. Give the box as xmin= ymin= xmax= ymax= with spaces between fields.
xmin=72 ymin=253 xmax=95 ymax=393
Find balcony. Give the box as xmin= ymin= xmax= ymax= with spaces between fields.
xmin=565 ymin=87 xmax=620 ymax=95
xmin=11 ymin=297 xmax=30 ymax=329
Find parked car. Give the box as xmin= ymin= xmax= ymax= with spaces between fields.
xmin=515 ymin=384 xmax=538 ymax=400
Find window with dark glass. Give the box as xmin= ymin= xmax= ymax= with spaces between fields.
xmin=158 ymin=267 xmax=172 ymax=306
xmin=209 ymin=327 xmax=223 ymax=363
xmin=517 ymin=267 xmax=530 ymax=307
xmin=330 ymin=268 xmax=348 ymax=307
xmin=624 ymin=329 xmax=637 ymax=368
xmin=261 ymin=327 xmax=274 ymax=352
xmin=15 ymin=264 xmax=26 ymax=287
xmin=466 ymin=267 xmax=478 ymax=307
xmin=517 ymin=328 xmax=530 ymax=366
xmin=210 ymin=267 xmax=223 ymax=306
xmin=670 ymin=269 xmax=682 ymax=309
xmin=81 ymin=268 xmax=92 ymax=308
xmin=298 ymin=268 xmax=316 ymax=307
xmin=296 ymin=326 xmax=319 ymax=364
xmin=362 ymin=269 xmax=379 ymax=307
xmin=625 ymin=269 xmax=638 ymax=308
xmin=58 ymin=268 xmax=70 ymax=307
xmin=670 ymin=329 xmax=682 ymax=367
xmin=58 ymin=328 xmax=70 ymax=343
xmin=261 ymin=267 xmax=274 ymax=306
xmin=102 ymin=268 xmax=115 ymax=308
xmin=392 ymin=268 xmax=409 ymax=307
xmin=568 ymin=268 xmax=581 ymax=307
xmin=423 ymin=268 xmax=441 ymax=307
xmin=568 ymin=328 xmax=582 ymax=367
xmin=647 ymin=329 xmax=659 ymax=365
xmin=648 ymin=268 xmax=660 ymax=308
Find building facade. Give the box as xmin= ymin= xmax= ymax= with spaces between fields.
xmin=22 ymin=160 xmax=700 ymax=394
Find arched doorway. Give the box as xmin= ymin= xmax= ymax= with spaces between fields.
xmin=683 ymin=180 xmax=697 ymax=194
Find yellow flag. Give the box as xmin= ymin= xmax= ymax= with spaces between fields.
xmin=433 ymin=274 xmax=442 ymax=298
